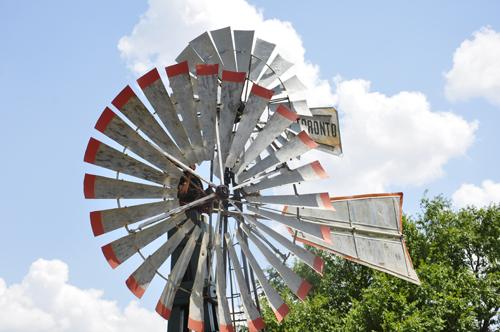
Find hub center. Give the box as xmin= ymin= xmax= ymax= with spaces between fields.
xmin=215 ymin=185 xmax=230 ymax=201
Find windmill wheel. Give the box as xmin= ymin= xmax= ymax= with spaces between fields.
xmin=84 ymin=27 xmax=420 ymax=332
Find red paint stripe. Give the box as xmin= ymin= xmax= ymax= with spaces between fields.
xmin=188 ymin=317 xmax=205 ymax=332
xmin=222 ymin=70 xmax=246 ymax=82
xmin=102 ymin=243 xmax=120 ymax=269
xmin=166 ymin=61 xmax=189 ymax=77
xmin=276 ymin=104 xmax=299 ymax=121
xmin=329 ymin=192 xmax=402 ymax=201
xmin=274 ymin=303 xmax=291 ymax=322
xmin=126 ymin=275 xmax=145 ymax=299
xmin=251 ymin=84 xmax=274 ymax=100
xmin=313 ymin=256 xmax=324 ymax=276
xmin=95 ymin=107 xmax=116 ymax=133
xmin=248 ymin=317 xmax=265 ymax=332
xmin=90 ymin=211 xmax=104 ymax=236
xmin=219 ymin=324 xmax=234 ymax=332
xmin=112 ymin=85 xmax=135 ymax=110
xmin=321 ymin=225 xmax=333 ymax=245
xmin=84 ymin=138 xmax=101 ymax=164
xmin=196 ymin=64 xmax=218 ymax=76
xmin=310 ymin=161 xmax=329 ymax=179
xmin=156 ymin=301 xmax=171 ymax=320
xmin=297 ymin=131 xmax=319 ymax=149
xmin=137 ymin=68 xmax=160 ymax=89
xmin=282 ymin=206 xmax=288 ymax=216
xmin=320 ymin=193 xmax=335 ymax=211
xmin=84 ymin=174 xmax=96 ymax=199
xmin=296 ymin=280 xmax=312 ymax=302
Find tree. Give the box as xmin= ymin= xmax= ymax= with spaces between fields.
xmin=258 ymin=195 xmax=500 ymax=331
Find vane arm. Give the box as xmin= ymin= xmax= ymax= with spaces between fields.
xmin=215 ymin=115 xmax=225 ymax=185
xmin=231 ymin=167 xmax=283 ymax=191
xmin=138 ymin=193 xmax=216 ymax=230
xmin=160 ymin=149 xmax=217 ymax=188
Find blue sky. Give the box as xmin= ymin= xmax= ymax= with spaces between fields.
xmin=1 ymin=0 xmax=499 ymax=330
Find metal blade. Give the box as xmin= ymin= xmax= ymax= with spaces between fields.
xmin=101 ymin=212 xmax=187 ymax=269
xmin=245 ymin=208 xmax=324 ymax=275
xmin=245 ymin=192 xmax=334 ymax=211
xmin=257 ymin=54 xmax=294 ymax=88
xmin=224 ymin=233 xmax=265 ymax=332
xmin=268 ymin=100 xmax=313 ymax=116
xmin=111 ymin=86 xmax=191 ymax=166
xmin=188 ymin=232 xmax=210 ymax=332
xmin=166 ymin=62 xmax=205 ymax=162
xmin=84 ymin=138 xmax=179 ymax=187
xmin=219 ymin=70 xmax=246 ymax=165
xmin=89 ymin=200 xmax=180 ymax=237
xmin=137 ymin=68 xmax=198 ymax=165
xmin=156 ymin=226 xmax=202 ymax=320
xmin=126 ymin=220 xmax=196 ymax=299
xmin=94 ymin=108 xmax=183 ymax=179
xmin=238 ymin=223 xmax=311 ymax=303
xmin=196 ymin=64 xmax=219 ymax=161
xmin=233 ymin=230 xmax=290 ymax=322
xmin=189 ymin=31 xmax=224 ymax=76
xmin=211 ymin=26 xmax=237 ymax=72
xmin=249 ymin=38 xmax=276 ymax=82
xmin=215 ymin=234 xmax=235 ymax=332
xmin=234 ymin=30 xmax=254 ymax=73
xmin=225 ymin=84 xmax=275 ymax=168
xmin=271 ymin=75 xmax=307 ymax=96
xmin=237 ymin=131 xmax=319 ymax=182
xmin=232 ymin=105 xmax=300 ymax=174
xmin=245 ymin=160 xmax=328 ymax=193
xmin=84 ymin=174 xmax=177 ymax=199
xmin=176 ymin=45 xmax=204 ymax=75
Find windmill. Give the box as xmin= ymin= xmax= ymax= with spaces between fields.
xmin=83 ymin=27 xmax=420 ymax=332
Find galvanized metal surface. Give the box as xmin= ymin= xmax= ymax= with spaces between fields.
xmin=157 ymin=226 xmax=203 ymax=319
xmin=234 ymin=30 xmax=254 ymax=73
xmin=249 ymin=38 xmax=276 ymax=82
xmin=95 ymin=109 xmax=183 ymax=179
xmin=211 ymin=27 xmax=237 ymax=72
xmin=188 ymin=232 xmax=210 ymax=331
xmin=139 ymin=71 xmax=198 ymax=165
xmin=85 ymin=138 xmax=179 ymax=187
xmin=245 ymin=161 xmax=328 ymax=193
xmin=271 ymin=75 xmax=307 ymax=96
xmin=224 ymin=233 xmax=265 ymax=332
xmin=91 ymin=199 xmax=180 ymax=236
xmin=233 ymin=105 xmax=299 ymax=174
xmin=234 ymin=229 xmax=290 ymax=323
xmin=246 ymin=192 xmax=333 ymax=211
xmin=104 ymin=212 xmax=187 ymax=268
xmin=175 ymin=45 xmax=204 ymax=75
xmin=215 ymin=235 xmax=235 ymax=332
xmin=197 ymin=65 xmax=219 ymax=161
xmin=167 ymin=63 xmax=205 ymax=162
xmin=225 ymin=85 xmax=274 ymax=168
xmin=127 ymin=220 xmax=196 ymax=298
xmin=112 ymin=86 xmax=191 ymax=166
xmin=257 ymin=54 xmax=294 ymax=88
xmin=269 ymin=100 xmax=313 ymax=117
xmin=189 ymin=32 xmax=224 ymax=76
xmin=85 ymin=174 xmax=177 ymax=199
xmin=238 ymin=131 xmax=318 ymax=182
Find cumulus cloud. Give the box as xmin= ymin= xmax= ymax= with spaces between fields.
xmin=0 ymin=259 xmax=165 ymax=332
xmin=444 ymin=27 xmax=500 ymax=106
xmin=452 ymin=180 xmax=500 ymax=208
xmin=288 ymin=78 xmax=478 ymax=197
xmin=118 ymin=0 xmax=335 ymax=106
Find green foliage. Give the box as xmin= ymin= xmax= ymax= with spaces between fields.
xmin=258 ymin=195 xmax=500 ymax=331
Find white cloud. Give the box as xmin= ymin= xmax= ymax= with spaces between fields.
xmin=452 ymin=180 xmax=500 ymax=208
xmin=444 ymin=27 xmax=500 ymax=106
xmin=0 ymin=259 xmax=165 ymax=332
xmin=118 ymin=0 xmax=335 ymax=106
xmin=289 ymin=78 xmax=478 ymax=197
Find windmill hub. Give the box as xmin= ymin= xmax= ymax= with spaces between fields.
xmin=215 ymin=185 xmax=230 ymax=201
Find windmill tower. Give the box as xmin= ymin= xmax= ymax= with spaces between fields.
xmin=83 ymin=27 xmax=420 ymax=332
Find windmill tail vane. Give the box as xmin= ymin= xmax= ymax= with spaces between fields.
xmin=83 ymin=26 xmax=420 ymax=332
